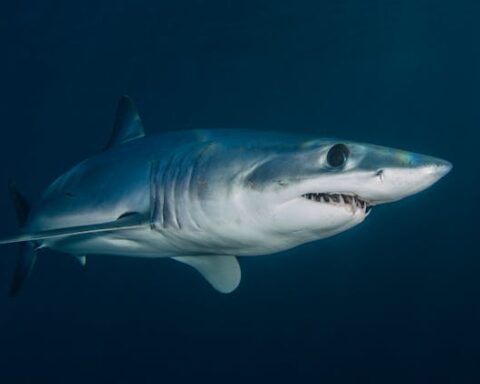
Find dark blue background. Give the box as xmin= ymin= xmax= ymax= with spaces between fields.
xmin=0 ymin=0 xmax=478 ymax=383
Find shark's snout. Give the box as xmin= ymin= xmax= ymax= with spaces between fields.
xmin=366 ymin=154 xmax=452 ymax=205
xmin=427 ymin=159 xmax=452 ymax=179
xmin=406 ymin=155 xmax=452 ymax=187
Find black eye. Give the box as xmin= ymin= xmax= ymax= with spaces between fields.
xmin=326 ymin=144 xmax=349 ymax=168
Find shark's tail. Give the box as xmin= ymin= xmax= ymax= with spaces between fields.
xmin=8 ymin=181 xmax=37 ymax=296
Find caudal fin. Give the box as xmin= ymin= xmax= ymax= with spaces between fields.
xmin=9 ymin=242 xmax=37 ymax=296
xmin=7 ymin=181 xmax=37 ymax=297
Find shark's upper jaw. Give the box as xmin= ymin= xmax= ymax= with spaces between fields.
xmin=240 ymin=139 xmax=451 ymax=241
xmin=301 ymin=192 xmax=371 ymax=214
xmin=294 ymin=153 xmax=452 ymax=212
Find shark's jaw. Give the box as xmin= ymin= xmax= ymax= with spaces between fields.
xmin=267 ymin=190 xmax=370 ymax=243
xmin=301 ymin=192 xmax=371 ymax=215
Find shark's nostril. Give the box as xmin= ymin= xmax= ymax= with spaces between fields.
xmin=376 ymin=169 xmax=385 ymax=181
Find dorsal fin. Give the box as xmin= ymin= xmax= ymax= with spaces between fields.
xmin=104 ymin=96 xmax=145 ymax=150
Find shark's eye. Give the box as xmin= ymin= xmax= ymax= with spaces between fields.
xmin=327 ymin=144 xmax=349 ymax=168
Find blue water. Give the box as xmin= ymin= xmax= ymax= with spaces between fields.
xmin=0 ymin=1 xmax=478 ymax=383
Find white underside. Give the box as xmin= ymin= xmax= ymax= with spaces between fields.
xmin=46 ymin=219 xmax=360 ymax=259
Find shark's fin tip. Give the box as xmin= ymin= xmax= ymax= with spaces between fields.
xmin=104 ymin=96 xmax=145 ymax=150
xmin=9 ymin=242 xmax=37 ymax=297
xmin=172 ymin=255 xmax=241 ymax=293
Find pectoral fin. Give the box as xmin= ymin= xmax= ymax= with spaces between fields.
xmin=0 ymin=212 xmax=148 ymax=245
xmin=172 ymin=255 xmax=241 ymax=293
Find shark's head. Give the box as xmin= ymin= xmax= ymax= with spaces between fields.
xmin=242 ymin=139 xmax=451 ymax=243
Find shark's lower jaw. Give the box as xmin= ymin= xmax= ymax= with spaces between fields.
xmin=301 ymin=192 xmax=372 ymax=214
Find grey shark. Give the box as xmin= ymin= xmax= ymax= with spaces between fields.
xmin=0 ymin=97 xmax=452 ymax=295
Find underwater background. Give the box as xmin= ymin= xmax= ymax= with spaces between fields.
xmin=0 ymin=0 xmax=478 ymax=383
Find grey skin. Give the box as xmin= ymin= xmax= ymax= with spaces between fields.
xmin=0 ymin=97 xmax=452 ymax=294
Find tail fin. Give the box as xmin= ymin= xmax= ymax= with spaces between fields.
xmin=8 ymin=181 xmax=37 ymax=297
xmin=9 ymin=180 xmax=30 ymax=227
xmin=9 ymin=242 xmax=37 ymax=296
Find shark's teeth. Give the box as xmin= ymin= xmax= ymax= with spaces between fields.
xmin=301 ymin=192 xmax=370 ymax=212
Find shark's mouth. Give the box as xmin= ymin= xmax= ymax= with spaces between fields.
xmin=301 ymin=193 xmax=371 ymax=213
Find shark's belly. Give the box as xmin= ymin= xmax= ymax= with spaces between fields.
xmin=45 ymin=227 xmax=278 ymax=257
xmin=46 ymin=224 xmax=329 ymax=258
xmin=47 ymin=228 xmax=181 ymax=258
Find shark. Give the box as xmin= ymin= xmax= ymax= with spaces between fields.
xmin=0 ymin=96 xmax=452 ymax=295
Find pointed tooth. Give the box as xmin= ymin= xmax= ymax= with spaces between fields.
xmin=351 ymin=203 xmax=356 ymax=213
